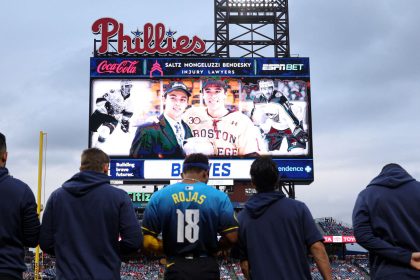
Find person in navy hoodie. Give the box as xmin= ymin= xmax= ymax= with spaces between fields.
xmin=40 ymin=148 xmax=142 ymax=280
xmin=237 ymin=156 xmax=331 ymax=280
xmin=0 ymin=133 xmax=40 ymax=280
xmin=353 ymin=163 xmax=420 ymax=279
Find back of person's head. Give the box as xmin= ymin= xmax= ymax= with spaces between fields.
xmin=381 ymin=163 xmax=403 ymax=172
xmin=183 ymin=153 xmax=210 ymax=173
xmin=0 ymin=133 xmax=6 ymax=154
xmin=80 ymin=148 xmax=110 ymax=172
xmin=0 ymin=133 xmax=7 ymax=166
xmin=250 ymin=156 xmax=279 ymax=192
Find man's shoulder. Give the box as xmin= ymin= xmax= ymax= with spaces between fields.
xmin=197 ymin=184 xmax=230 ymax=205
xmin=281 ymin=197 xmax=307 ymax=209
xmin=53 ymin=183 xmax=127 ymax=198
xmin=99 ymin=183 xmax=128 ymax=197
xmin=184 ymin=106 xmax=208 ymax=120
xmin=0 ymin=174 xmax=32 ymax=193
xmin=226 ymin=110 xmax=253 ymax=123
xmin=135 ymin=119 xmax=164 ymax=134
xmin=185 ymin=106 xmax=206 ymax=114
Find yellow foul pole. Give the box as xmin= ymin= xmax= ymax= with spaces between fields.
xmin=34 ymin=131 xmax=44 ymax=280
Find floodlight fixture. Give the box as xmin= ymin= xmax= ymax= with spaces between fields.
xmin=228 ymin=0 xmax=280 ymax=9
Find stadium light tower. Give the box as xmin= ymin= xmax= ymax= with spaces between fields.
xmin=212 ymin=0 xmax=290 ymax=57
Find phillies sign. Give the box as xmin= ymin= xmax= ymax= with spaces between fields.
xmin=92 ymin=18 xmax=206 ymax=55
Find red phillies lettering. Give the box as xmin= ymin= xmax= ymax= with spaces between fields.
xmin=92 ymin=18 xmax=206 ymax=55
xmin=92 ymin=18 xmax=119 ymax=54
xmin=97 ymin=60 xmax=138 ymax=74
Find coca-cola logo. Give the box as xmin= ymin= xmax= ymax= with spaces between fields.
xmin=97 ymin=60 xmax=139 ymax=74
xmin=92 ymin=18 xmax=206 ymax=55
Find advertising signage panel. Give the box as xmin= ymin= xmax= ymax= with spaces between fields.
xmin=89 ymin=57 xmax=313 ymax=183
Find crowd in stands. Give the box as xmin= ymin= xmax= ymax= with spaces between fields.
xmin=352 ymin=256 xmax=370 ymax=274
xmin=317 ymin=217 xmax=354 ymax=236
xmin=23 ymin=252 xmax=370 ymax=280
xmin=219 ymin=259 xmax=245 ymax=280
xmin=311 ymin=259 xmax=368 ymax=280
xmin=120 ymin=258 xmax=163 ymax=279
xmin=22 ymin=216 xmax=365 ymax=280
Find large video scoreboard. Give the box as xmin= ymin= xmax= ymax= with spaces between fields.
xmin=89 ymin=57 xmax=313 ymax=183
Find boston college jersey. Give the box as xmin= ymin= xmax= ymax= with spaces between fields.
xmin=183 ymin=107 xmax=262 ymax=156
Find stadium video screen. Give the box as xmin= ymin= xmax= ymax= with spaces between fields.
xmin=89 ymin=57 xmax=313 ymax=182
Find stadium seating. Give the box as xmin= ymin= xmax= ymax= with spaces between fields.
xmin=316 ymin=217 xmax=354 ymax=236
xmin=24 ymin=253 xmax=370 ymax=280
xmin=310 ymin=259 xmax=369 ymax=280
xmin=22 ymin=215 xmax=369 ymax=280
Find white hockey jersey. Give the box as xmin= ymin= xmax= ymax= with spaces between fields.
xmin=96 ymin=89 xmax=132 ymax=121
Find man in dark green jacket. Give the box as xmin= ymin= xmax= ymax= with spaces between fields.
xmin=130 ymin=82 xmax=192 ymax=158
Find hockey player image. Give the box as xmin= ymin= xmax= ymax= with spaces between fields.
xmin=254 ymin=79 xmax=281 ymax=104
xmin=129 ymin=81 xmax=193 ymax=158
xmin=183 ymin=79 xmax=263 ymax=157
xmin=251 ymin=79 xmax=308 ymax=153
xmin=90 ymin=80 xmax=134 ymax=147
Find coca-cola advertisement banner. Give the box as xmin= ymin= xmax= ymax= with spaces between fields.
xmin=90 ymin=57 xmax=310 ymax=78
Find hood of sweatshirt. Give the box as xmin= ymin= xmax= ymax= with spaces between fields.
xmin=62 ymin=171 xmax=109 ymax=197
xmin=0 ymin=167 xmax=9 ymax=184
xmin=245 ymin=191 xmax=285 ymax=218
xmin=367 ymin=163 xmax=415 ymax=189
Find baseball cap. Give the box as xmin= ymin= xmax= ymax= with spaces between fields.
xmin=202 ymin=79 xmax=227 ymax=90
xmin=164 ymin=82 xmax=191 ymax=97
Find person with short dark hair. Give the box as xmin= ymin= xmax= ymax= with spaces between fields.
xmin=183 ymin=78 xmax=263 ymax=157
xmin=353 ymin=163 xmax=420 ymax=279
xmin=0 ymin=132 xmax=40 ymax=280
xmin=238 ymin=156 xmax=331 ymax=280
xmin=130 ymin=81 xmax=193 ymax=158
xmin=40 ymin=148 xmax=142 ymax=279
xmin=142 ymin=153 xmax=238 ymax=280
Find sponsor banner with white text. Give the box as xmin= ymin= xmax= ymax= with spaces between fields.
xmin=109 ymin=158 xmax=313 ymax=181
xmin=323 ymin=236 xmax=356 ymax=243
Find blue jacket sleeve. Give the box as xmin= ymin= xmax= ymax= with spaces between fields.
xmin=352 ymin=193 xmax=412 ymax=264
xmin=21 ymin=186 xmax=40 ymax=247
xmin=40 ymin=194 xmax=55 ymax=255
xmin=237 ymin=211 xmax=248 ymax=261
xmin=141 ymin=192 xmax=161 ymax=236
xmin=218 ymin=195 xmax=239 ymax=234
xmin=301 ymin=202 xmax=323 ymax=247
xmin=119 ymin=192 xmax=142 ymax=254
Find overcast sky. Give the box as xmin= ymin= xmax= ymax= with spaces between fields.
xmin=1 ymin=0 xmax=419 ymax=224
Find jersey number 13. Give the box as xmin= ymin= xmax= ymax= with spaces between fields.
xmin=176 ymin=209 xmax=200 ymax=243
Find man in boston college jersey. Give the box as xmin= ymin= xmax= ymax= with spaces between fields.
xmin=142 ymin=153 xmax=238 ymax=280
xmin=183 ymin=79 xmax=263 ymax=157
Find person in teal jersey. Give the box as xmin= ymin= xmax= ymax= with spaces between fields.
xmin=142 ymin=153 xmax=238 ymax=280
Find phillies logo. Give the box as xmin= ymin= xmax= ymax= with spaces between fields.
xmin=97 ymin=60 xmax=138 ymax=74
xmin=92 ymin=18 xmax=206 ymax=55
